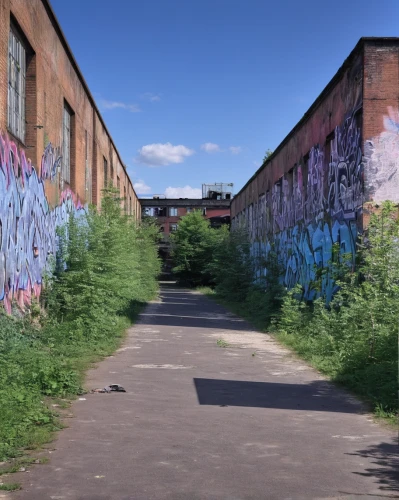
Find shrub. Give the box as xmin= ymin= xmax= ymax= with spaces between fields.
xmin=0 ymin=188 xmax=160 ymax=460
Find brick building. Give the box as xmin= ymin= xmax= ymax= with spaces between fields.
xmin=231 ymin=38 xmax=399 ymax=301
xmin=140 ymin=184 xmax=232 ymax=276
xmin=0 ymin=0 xmax=139 ymax=311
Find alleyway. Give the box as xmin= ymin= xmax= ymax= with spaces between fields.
xmin=12 ymin=284 xmax=399 ymax=500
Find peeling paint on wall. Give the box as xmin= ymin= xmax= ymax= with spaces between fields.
xmin=364 ymin=106 xmax=399 ymax=202
xmin=0 ymin=132 xmax=82 ymax=313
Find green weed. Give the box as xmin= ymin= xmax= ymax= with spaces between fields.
xmin=0 ymin=188 xmax=160 ymax=461
xmin=0 ymin=483 xmax=21 ymax=491
xmin=216 ymin=338 xmax=230 ymax=348
xmin=192 ymin=202 xmax=399 ymax=423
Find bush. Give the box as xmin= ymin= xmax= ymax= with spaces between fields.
xmin=170 ymin=211 xmax=227 ymax=287
xmin=276 ymin=202 xmax=399 ymax=417
xmin=0 ymin=188 xmax=160 ymax=460
xmin=186 ymin=201 xmax=398 ymax=420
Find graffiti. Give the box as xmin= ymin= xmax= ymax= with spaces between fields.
xmin=364 ymin=106 xmax=399 ymax=202
xmin=0 ymin=132 xmax=82 ymax=313
xmin=40 ymin=142 xmax=62 ymax=181
xmin=328 ymin=108 xmax=363 ymax=220
xmin=232 ymin=106 xmax=364 ymax=301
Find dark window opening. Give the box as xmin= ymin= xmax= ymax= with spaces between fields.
xmin=103 ymin=157 xmax=108 ymax=187
xmin=62 ymin=101 xmax=75 ymax=186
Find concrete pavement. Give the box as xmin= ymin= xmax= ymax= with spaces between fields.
xmin=10 ymin=283 xmax=399 ymax=499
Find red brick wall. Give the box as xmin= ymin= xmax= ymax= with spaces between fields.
xmin=205 ymin=208 xmax=230 ymax=218
xmin=0 ymin=0 xmax=140 ymax=216
xmin=231 ymin=49 xmax=363 ymax=217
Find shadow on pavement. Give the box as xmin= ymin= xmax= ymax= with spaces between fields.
xmin=193 ymin=378 xmax=366 ymax=414
xmin=348 ymin=441 xmax=399 ymax=492
xmin=142 ymin=286 xmax=254 ymax=331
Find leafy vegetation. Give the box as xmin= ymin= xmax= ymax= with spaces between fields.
xmin=170 ymin=210 xmax=227 ymax=286
xmin=0 ymin=482 xmax=21 ymax=491
xmin=174 ymin=202 xmax=398 ymax=422
xmin=0 ymin=188 xmax=160 ymax=461
xmin=277 ymin=202 xmax=398 ymax=422
xmin=263 ymin=149 xmax=274 ymax=163
xmin=216 ymin=339 xmax=230 ymax=348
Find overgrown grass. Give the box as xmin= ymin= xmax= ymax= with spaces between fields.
xmin=0 ymin=188 xmax=160 ymax=461
xmin=0 ymin=483 xmax=21 ymax=491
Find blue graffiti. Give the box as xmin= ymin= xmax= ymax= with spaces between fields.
xmin=233 ymin=107 xmax=363 ymax=301
xmin=0 ymin=132 xmax=83 ymax=313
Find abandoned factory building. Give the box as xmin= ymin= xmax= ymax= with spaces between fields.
xmin=0 ymin=0 xmax=139 ymax=311
xmin=231 ymin=38 xmax=399 ymax=301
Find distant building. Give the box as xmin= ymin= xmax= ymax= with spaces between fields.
xmin=139 ymin=183 xmax=233 ymax=276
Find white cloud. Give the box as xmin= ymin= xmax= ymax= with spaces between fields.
xmin=229 ymin=146 xmax=242 ymax=155
xmin=136 ymin=142 xmax=195 ymax=166
xmin=201 ymin=142 xmax=222 ymax=153
xmin=142 ymin=92 xmax=161 ymax=102
xmin=133 ymin=179 xmax=152 ymax=194
xmin=164 ymin=186 xmax=202 ymax=198
xmin=98 ymin=98 xmax=141 ymax=113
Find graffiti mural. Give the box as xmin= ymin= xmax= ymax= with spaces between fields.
xmin=232 ymin=106 xmax=364 ymax=301
xmin=0 ymin=132 xmax=82 ymax=313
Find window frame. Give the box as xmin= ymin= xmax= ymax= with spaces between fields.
xmin=103 ymin=157 xmax=108 ymax=187
xmin=62 ymin=104 xmax=72 ymax=183
xmin=8 ymin=25 xmax=26 ymax=142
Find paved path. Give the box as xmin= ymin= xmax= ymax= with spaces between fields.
xmin=10 ymin=284 xmax=399 ymax=499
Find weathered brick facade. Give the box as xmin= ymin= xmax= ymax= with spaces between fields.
xmin=0 ymin=0 xmax=139 ymax=311
xmin=231 ymin=38 xmax=399 ymax=300
xmin=0 ymin=0 xmax=138 ymax=212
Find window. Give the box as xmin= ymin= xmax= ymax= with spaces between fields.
xmin=8 ymin=26 xmax=26 ymax=141
xmin=117 ymin=176 xmax=120 ymax=190
xmin=62 ymin=105 xmax=71 ymax=183
xmin=186 ymin=207 xmax=192 ymax=213
xmin=170 ymin=223 xmax=178 ymax=232
xmin=203 ymin=208 xmax=207 ymax=216
xmin=84 ymin=130 xmax=92 ymax=203
xmin=124 ymin=186 xmax=127 ymax=212
xmin=169 ymin=207 xmax=178 ymax=216
xmin=103 ymin=157 xmax=108 ymax=187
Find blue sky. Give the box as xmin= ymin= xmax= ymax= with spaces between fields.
xmin=52 ymin=0 xmax=399 ymax=198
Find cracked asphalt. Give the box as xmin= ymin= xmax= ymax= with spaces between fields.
xmin=9 ymin=283 xmax=399 ymax=500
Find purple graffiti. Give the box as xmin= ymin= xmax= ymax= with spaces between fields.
xmin=0 ymin=132 xmax=82 ymax=313
xmin=40 ymin=142 xmax=62 ymax=181
xmin=232 ymin=107 xmax=363 ymax=300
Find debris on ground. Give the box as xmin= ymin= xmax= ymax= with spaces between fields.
xmin=90 ymin=384 xmax=126 ymax=393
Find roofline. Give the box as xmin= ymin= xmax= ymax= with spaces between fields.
xmin=41 ymin=0 xmax=137 ymax=199
xmin=139 ymin=198 xmax=231 ymax=205
xmin=233 ymin=37 xmax=399 ymax=202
